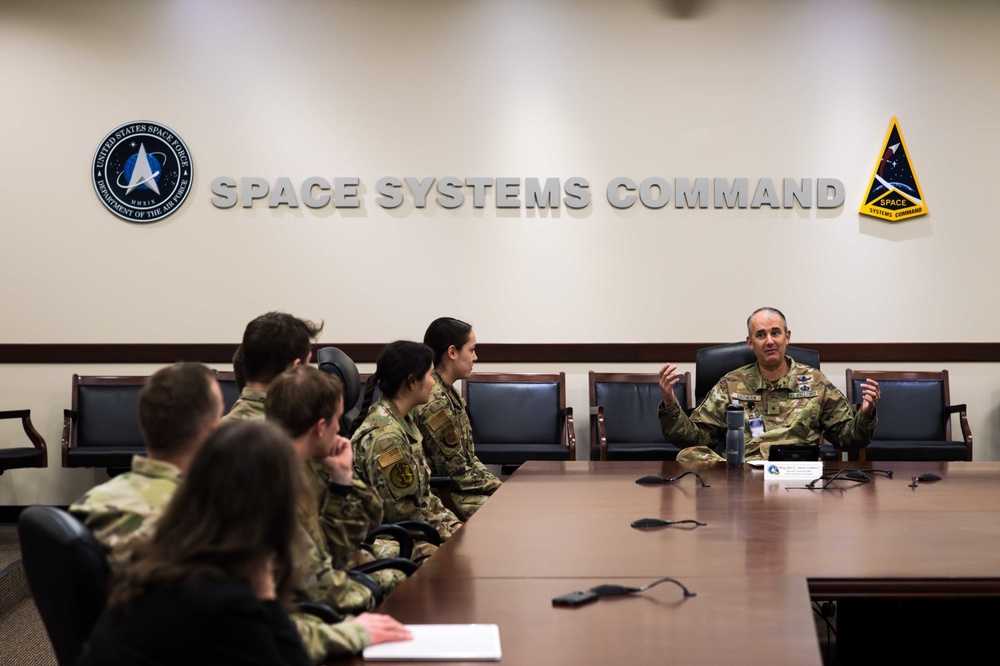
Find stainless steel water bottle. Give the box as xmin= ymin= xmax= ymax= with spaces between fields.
xmin=726 ymin=401 xmax=745 ymax=466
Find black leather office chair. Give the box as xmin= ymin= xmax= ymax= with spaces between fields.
xmin=62 ymin=375 xmax=147 ymax=475
xmin=18 ymin=506 xmax=109 ymax=666
xmin=846 ymin=369 xmax=972 ymax=462
xmin=214 ymin=370 xmax=241 ymax=415
xmin=694 ymin=342 xmax=821 ymax=405
xmin=589 ymin=371 xmax=692 ymax=461
xmin=317 ymin=346 xmax=365 ymax=437
xmin=693 ymin=343 xmax=832 ymax=459
xmin=0 ymin=410 xmax=47 ymax=475
xmin=462 ymin=372 xmax=575 ymax=475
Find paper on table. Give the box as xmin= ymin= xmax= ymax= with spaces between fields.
xmin=362 ymin=624 xmax=502 ymax=661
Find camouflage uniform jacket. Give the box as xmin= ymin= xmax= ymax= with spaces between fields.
xmin=352 ymin=396 xmax=461 ymax=540
xmin=659 ymin=357 xmax=877 ymax=461
xmin=414 ymin=373 xmax=500 ymax=513
xmin=293 ymin=483 xmax=376 ymax=615
xmin=69 ymin=455 xmax=180 ymax=565
xmin=221 ymin=386 xmax=266 ymax=422
xmin=304 ymin=460 xmax=386 ymax=568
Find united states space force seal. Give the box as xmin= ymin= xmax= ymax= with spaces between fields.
xmin=92 ymin=121 xmax=193 ymax=223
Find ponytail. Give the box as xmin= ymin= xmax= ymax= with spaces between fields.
xmin=350 ymin=373 xmax=379 ymax=434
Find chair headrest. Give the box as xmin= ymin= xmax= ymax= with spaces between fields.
xmin=317 ymin=347 xmax=362 ymax=410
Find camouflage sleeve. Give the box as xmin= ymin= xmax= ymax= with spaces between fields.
xmin=289 ymin=613 xmax=370 ymax=661
xmin=418 ymin=401 xmax=501 ymax=495
xmin=658 ymin=380 xmax=729 ymax=448
xmin=818 ymin=382 xmax=877 ymax=453
xmin=293 ymin=522 xmax=375 ymax=614
xmin=419 ymin=487 xmax=463 ymax=541
xmin=304 ymin=462 xmax=377 ymax=570
xmin=359 ymin=432 xmax=461 ymax=540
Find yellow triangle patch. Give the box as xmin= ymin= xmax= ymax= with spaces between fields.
xmin=859 ymin=118 xmax=927 ymax=222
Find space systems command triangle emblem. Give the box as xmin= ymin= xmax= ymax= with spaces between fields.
xmin=92 ymin=121 xmax=193 ymax=223
xmin=859 ymin=118 xmax=927 ymax=222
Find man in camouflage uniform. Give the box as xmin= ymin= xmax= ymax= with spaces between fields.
xmin=70 ymin=362 xmax=223 ymax=564
xmin=415 ymin=370 xmax=501 ymax=519
xmin=352 ymin=395 xmax=462 ymax=541
xmin=267 ymin=366 xmax=409 ymax=601
xmin=70 ymin=362 xmax=395 ymax=662
xmin=222 ymin=311 xmax=323 ymax=423
xmin=658 ymin=307 xmax=881 ymax=461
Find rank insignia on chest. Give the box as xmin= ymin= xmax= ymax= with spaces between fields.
xmin=377 ymin=447 xmax=404 ymax=468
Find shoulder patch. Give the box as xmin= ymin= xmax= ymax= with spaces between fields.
xmin=385 ymin=461 xmax=417 ymax=499
xmin=377 ymin=447 xmax=404 ymax=468
xmin=426 ymin=409 xmax=449 ymax=433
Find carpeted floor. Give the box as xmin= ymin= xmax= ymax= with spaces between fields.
xmin=0 ymin=526 xmax=57 ymax=666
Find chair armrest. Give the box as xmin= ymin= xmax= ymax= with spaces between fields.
xmin=352 ymin=557 xmax=419 ymax=577
xmin=560 ymin=407 xmax=576 ymax=460
xmin=590 ymin=405 xmax=607 ymax=461
xmin=946 ymin=403 xmax=973 ymax=460
xmin=0 ymin=410 xmax=48 ymax=466
xmin=346 ymin=569 xmax=383 ymax=607
xmin=61 ymin=409 xmax=78 ymax=468
xmin=391 ymin=520 xmax=442 ymax=547
xmin=295 ymin=602 xmax=343 ymax=624
xmin=429 ymin=475 xmax=451 ymax=489
xmin=367 ymin=524 xmax=415 ymax=561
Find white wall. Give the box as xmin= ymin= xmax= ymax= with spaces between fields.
xmin=2 ymin=0 xmax=999 ymax=504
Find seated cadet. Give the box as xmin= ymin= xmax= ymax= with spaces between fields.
xmin=351 ymin=341 xmax=463 ymax=542
xmin=658 ymin=307 xmax=881 ymax=461
xmin=415 ymin=317 xmax=501 ymax=520
xmin=223 ymin=311 xmax=323 ymax=422
xmin=77 ymin=421 xmax=410 ymax=666
xmin=266 ymin=365 xmax=409 ymax=598
xmin=70 ymin=362 xmax=223 ymax=564
xmin=224 ymin=311 xmax=378 ymax=615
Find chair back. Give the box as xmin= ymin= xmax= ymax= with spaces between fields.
xmin=848 ymin=370 xmax=948 ymax=441
xmin=589 ymin=372 xmax=691 ymax=461
xmin=462 ymin=372 xmax=574 ymax=469
xmin=18 ymin=506 xmax=110 ymax=666
xmin=591 ymin=372 xmax=688 ymax=443
xmin=214 ymin=371 xmax=241 ymax=414
xmin=694 ymin=342 xmax=820 ymax=405
xmin=64 ymin=375 xmax=148 ymax=469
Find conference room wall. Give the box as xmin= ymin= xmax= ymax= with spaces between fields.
xmin=1 ymin=1 xmax=998 ymax=504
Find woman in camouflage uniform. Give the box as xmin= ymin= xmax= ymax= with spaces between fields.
xmin=415 ymin=318 xmax=501 ymax=520
xmin=351 ymin=341 xmax=463 ymax=542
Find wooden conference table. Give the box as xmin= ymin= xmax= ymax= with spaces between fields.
xmin=348 ymin=461 xmax=1000 ymax=665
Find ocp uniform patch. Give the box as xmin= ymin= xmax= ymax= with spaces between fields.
xmin=426 ymin=409 xmax=449 ymax=433
xmin=386 ymin=460 xmax=417 ymax=499
xmin=376 ymin=445 xmax=417 ymax=498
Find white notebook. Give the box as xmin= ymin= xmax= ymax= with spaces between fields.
xmin=362 ymin=624 xmax=502 ymax=661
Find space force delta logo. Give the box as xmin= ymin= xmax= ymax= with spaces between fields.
xmin=92 ymin=121 xmax=193 ymax=223
xmin=859 ymin=118 xmax=927 ymax=222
